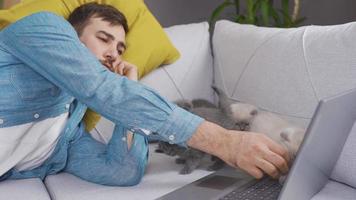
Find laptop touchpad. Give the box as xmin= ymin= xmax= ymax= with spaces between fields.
xmin=196 ymin=175 xmax=239 ymax=190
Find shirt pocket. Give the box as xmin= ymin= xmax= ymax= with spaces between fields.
xmin=10 ymin=65 xmax=60 ymax=101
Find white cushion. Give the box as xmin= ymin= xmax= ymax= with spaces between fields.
xmin=213 ymin=20 xmax=356 ymax=128
xmin=0 ymin=178 xmax=50 ymax=200
xmin=141 ymin=21 xmax=214 ymax=102
xmin=311 ymin=180 xmax=356 ymax=200
xmin=45 ymin=145 xmax=212 ymax=200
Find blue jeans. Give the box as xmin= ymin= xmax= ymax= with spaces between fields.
xmin=1 ymin=122 xmax=149 ymax=186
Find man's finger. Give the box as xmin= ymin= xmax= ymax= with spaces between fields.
xmin=245 ymin=166 xmax=264 ymax=179
xmin=116 ymin=62 xmax=125 ymax=75
xmin=256 ymin=158 xmax=280 ymax=179
xmin=266 ymin=138 xmax=290 ymax=163
xmin=263 ymin=149 xmax=289 ymax=174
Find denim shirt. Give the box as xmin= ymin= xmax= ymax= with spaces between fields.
xmin=0 ymin=12 xmax=203 ymax=146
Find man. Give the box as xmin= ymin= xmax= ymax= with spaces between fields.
xmin=0 ymin=3 xmax=289 ymax=186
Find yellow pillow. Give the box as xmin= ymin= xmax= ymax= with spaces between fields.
xmin=0 ymin=0 xmax=180 ymax=131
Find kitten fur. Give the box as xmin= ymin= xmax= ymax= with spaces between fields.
xmin=213 ymin=86 xmax=306 ymax=183
xmin=212 ymin=86 xmax=306 ymax=159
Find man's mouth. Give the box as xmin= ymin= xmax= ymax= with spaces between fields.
xmin=100 ymin=60 xmax=113 ymax=71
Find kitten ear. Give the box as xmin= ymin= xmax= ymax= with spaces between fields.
xmin=250 ymin=109 xmax=258 ymax=116
xmin=175 ymin=100 xmax=193 ymax=111
xmin=280 ymin=130 xmax=291 ymax=142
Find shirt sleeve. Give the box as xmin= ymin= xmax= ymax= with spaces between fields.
xmin=0 ymin=12 xmax=204 ymax=146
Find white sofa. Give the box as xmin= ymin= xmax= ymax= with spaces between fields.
xmin=1 ymin=20 xmax=356 ymax=200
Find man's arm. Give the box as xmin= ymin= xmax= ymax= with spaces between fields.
xmin=188 ymin=121 xmax=290 ymax=179
xmin=1 ymin=12 xmax=201 ymax=145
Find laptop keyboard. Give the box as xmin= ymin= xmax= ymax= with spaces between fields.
xmin=219 ymin=177 xmax=282 ymax=200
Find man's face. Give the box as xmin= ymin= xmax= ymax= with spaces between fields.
xmin=79 ymin=17 xmax=126 ymax=71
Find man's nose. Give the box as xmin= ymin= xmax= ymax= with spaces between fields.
xmin=104 ymin=54 xmax=116 ymax=64
xmin=105 ymin=47 xmax=119 ymax=60
xmin=106 ymin=51 xmax=122 ymax=65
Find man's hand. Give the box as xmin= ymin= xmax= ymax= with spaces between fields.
xmin=225 ymin=130 xmax=290 ymax=179
xmin=187 ymin=121 xmax=290 ymax=179
xmin=113 ymin=61 xmax=138 ymax=81
xmin=102 ymin=60 xmax=138 ymax=81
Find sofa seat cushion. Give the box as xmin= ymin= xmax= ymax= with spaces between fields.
xmin=213 ymin=20 xmax=356 ymax=128
xmin=311 ymin=180 xmax=356 ymax=200
xmin=44 ymin=144 xmax=212 ymax=200
xmin=0 ymin=178 xmax=50 ymax=200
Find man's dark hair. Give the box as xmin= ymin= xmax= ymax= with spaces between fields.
xmin=68 ymin=2 xmax=129 ymax=36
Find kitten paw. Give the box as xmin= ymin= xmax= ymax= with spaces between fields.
xmin=175 ymin=158 xmax=186 ymax=164
xmin=179 ymin=167 xmax=194 ymax=174
xmin=155 ymin=149 xmax=164 ymax=153
xmin=207 ymin=161 xmax=225 ymax=171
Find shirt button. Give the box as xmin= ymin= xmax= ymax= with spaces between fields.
xmin=122 ymin=137 xmax=127 ymax=142
xmin=168 ymin=134 xmax=175 ymax=141
xmin=0 ymin=119 xmax=3 ymax=125
xmin=65 ymin=104 xmax=70 ymax=109
xmin=34 ymin=113 xmax=40 ymax=119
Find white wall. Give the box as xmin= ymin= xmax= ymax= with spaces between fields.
xmin=145 ymin=0 xmax=356 ymax=27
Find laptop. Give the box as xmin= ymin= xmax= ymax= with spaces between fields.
xmin=157 ymin=88 xmax=356 ymax=200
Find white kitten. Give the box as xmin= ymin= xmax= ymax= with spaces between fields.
xmin=213 ymin=86 xmax=306 ymax=160
xmin=231 ymin=105 xmax=305 ymax=160
xmin=213 ymin=86 xmax=306 ymax=183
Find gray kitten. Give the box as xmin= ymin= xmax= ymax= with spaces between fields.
xmin=155 ymin=141 xmax=208 ymax=174
xmin=155 ymin=99 xmax=240 ymax=174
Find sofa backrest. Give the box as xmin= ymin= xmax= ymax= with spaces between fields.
xmin=212 ymin=20 xmax=356 ymax=189
xmin=213 ymin=20 xmax=356 ymax=128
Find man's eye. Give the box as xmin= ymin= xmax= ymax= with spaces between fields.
xmin=118 ymin=50 xmax=123 ymax=55
xmin=98 ymin=37 xmax=108 ymax=43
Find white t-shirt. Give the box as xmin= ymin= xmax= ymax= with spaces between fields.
xmin=0 ymin=112 xmax=68 ymax=176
